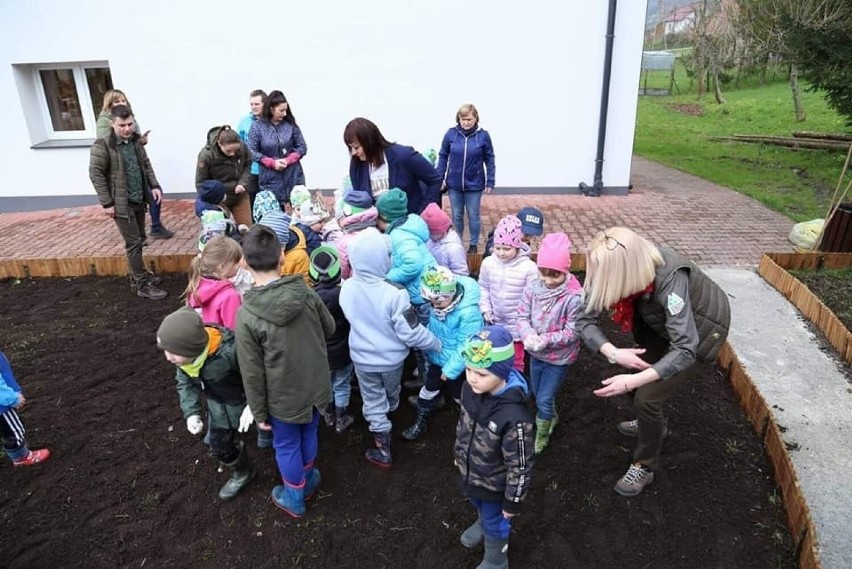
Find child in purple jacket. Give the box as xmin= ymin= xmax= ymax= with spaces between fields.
xmin=516 ymin=232 xmax=584 ymax=454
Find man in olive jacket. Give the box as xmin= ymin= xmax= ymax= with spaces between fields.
xmin=88 ymin=105 xmax=167 ymax=300
xmin=235 ymin=225 xmax=334 ymax=518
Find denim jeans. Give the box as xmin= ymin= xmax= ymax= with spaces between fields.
xmin=354 ymin=365 xmax=402 ymax=433
xmin=529 ymin=359 xmax=568 ymax=420
xmin=146 ymin=188 xmax=162 ymax=230
xmin=470 ymin=498 xmax=511 ymax=540
xmin=330 ymin=363 xmax=354 ymax=408
xmin=448 ymin=189 xmax=483 ymax=247
xmin=269 ymin=410 xmax=319 ymax=486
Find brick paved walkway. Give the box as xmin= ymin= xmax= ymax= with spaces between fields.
xmin=0 ymin=157 xmax=794 ymax=267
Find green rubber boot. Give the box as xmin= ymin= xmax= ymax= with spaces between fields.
xmin=534 ymin=414 xmax=558 ymax=454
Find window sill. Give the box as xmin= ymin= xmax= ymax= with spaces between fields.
xmin=31 ymin=138 xmax=96 ymax=149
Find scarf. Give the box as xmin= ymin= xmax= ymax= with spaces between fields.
xmin=534 ymin=280 xmax=567 ymax=314
xmin=610 ymin=283 xmax=655 ymax=333
xmin=178 ymin=328 xmax=222 ymax=378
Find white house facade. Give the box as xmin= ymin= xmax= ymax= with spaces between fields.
xmin=0 ymin=0 xmax=647 ymax=211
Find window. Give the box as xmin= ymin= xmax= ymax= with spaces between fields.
xmin=13 ymin=61 xmax=112 ymax=147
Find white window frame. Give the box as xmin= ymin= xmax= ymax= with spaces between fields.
xmin=31 ymin=61 xmax=110 ymax=140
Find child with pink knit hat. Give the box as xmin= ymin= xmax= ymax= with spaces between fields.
xmin=516 ymin=232 xmax=584 ymax=453
xmin=477 ymin=215 xmax=538 ymax=372
xmin=420 ymin=203 xmax=469 ymax=276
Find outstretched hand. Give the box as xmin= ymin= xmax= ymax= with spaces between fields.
xmin=614 ymin=348 xmax=651 ymax=370
xmin=594 ymin=374 xmax=636 ymax=398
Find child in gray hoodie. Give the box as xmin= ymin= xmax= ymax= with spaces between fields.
xmin=339 ymin=228 xmax=441 ymax=468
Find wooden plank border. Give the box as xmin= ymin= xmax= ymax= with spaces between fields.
xmin=759 ymin=254 xmax=852 ymax=365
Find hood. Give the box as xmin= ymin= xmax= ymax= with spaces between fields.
xmin=456 ymin=276 xmax=481 ymax=311
xmin=286 ymin=225 xmax=306 ymax=252
xmin=494 ymin=369 xmax=530 ymax=399
xmin=188 ymin=277 xmax=234 ymax=307
xmin=340 ymin=206 xmax=379 ymax=231
xmin=348 ymin=228 xmax=392 ymax=281
xmin=241 ymin=277 xmax=309 ymax=326
xmin=395 ymin=214 xmax=430 ymax=243
xmin=205 ymin=126 xmax=222 ymax=148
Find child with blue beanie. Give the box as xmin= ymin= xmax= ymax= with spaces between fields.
xmin=454 ymin=325 xmax=535 ymax=569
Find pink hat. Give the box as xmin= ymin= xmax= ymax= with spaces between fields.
xmin=536 ymin=232 xmax=572 ymax=273
xmin=493 ymin=215 xmax=524 ymax=249
xmin=420 ymin=203 xmax=452 ymax=236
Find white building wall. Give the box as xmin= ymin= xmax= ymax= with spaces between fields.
xmin=0 ymin=0 xmax=646 ymax=205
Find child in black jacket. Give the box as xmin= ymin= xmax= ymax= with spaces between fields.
xmin=309 ymin=245 xmax=354 ymax=433
xmin=454 ymin=324 xmax=535 ymax=569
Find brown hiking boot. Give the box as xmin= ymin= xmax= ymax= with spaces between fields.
xmin=136 ymin=282 xmax=168 ymax=300
xmin=617 ymin=419 xmax=668 ymax=438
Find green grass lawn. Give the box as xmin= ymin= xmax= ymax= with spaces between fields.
xmin=634 ymin=81 xmax=852 ymax=221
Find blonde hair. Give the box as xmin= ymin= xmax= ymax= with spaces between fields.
xmin=456 ymin=103 xmax=479 ymax=124
xmin=101 ymin=89 xmax=130 ymax=113
xmin=183 ymin=236 xmax=243 ymax=304
xmin=584 ymin=227 xmax=663 ymax=312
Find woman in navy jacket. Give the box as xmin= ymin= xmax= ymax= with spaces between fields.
xmin=344 ymin=117 xmax=441 ymax=214
xmin=437 ymin=104 xmax=495 ymax=255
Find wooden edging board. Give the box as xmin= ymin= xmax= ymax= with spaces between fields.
xmin=759 ymin=253 xmax=852 ymax=365
xmin=0 ymin=250 xmax=820 ymax=567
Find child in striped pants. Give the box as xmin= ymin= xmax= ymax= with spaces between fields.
xmin=1 ymin=351 xmax=50 ymax=467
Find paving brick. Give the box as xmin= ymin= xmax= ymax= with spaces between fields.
xmin=0 ymin=156 xmax=794 ymax=268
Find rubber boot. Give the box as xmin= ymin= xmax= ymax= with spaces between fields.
xmin=304 ymin=466 xmax=322 ymax=501
xmin=401 ymin=400 xmax=431 ymax=441
xmin=218 ymin=441 xmax=255 ymax=501
xmin=335 ymin=405 xmax=354 ymax=434
xmin=365 ymin=431 xmax=392 ymax=469
xmin=271 ymin=481 xmax=306 ymax=518
xmin=534 ymin=414 xmax=558 ymax=454
xmin=476 ymin=537 xmax=509 ymax=569
xmin=322 ymin=402 xmax=336 ymax=428
xmin=460 ymin=515 xmax=484 ymax=548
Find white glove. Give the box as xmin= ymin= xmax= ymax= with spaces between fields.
xmin=523 ymin=334 xmax=543 ymax=352
xmin=186 ymin=415 xmax=204 ymax=435
xmin=238 ymin=406 xmax=254 ymax=433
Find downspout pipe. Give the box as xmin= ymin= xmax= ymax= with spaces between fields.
xmin=579 ymin=0 xmax=618 ymax=197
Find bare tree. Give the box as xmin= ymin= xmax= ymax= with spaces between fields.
xmin=687 ymin=0 xmax=737 ymax=103
xmin=735 ymin=0 xmax=848 ymax=121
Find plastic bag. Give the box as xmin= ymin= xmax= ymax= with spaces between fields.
xmin=788 ymin=219 xmax=824 ymax=251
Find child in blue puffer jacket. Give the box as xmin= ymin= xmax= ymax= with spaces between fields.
xmin=1 ymin=351 xmax=50 ymax=467
xmin=402 ymin=266 xmax=484 ymax=441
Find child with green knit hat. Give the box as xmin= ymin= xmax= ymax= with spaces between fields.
xmin=156 ymin=308 xmax=255 ymax=501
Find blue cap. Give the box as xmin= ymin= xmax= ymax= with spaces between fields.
xmin=516 ymin=207 xmax=544 ymax=236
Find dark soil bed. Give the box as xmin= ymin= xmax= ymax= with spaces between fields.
xmin=0 ymin=275 xmax=795 ymax=569
xmin=790 ymin=267 xmax=852 ymax=332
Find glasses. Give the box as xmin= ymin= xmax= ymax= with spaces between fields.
xmin=601 ymin=231 xmax=627 ymax=251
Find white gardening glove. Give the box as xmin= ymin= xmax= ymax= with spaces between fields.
xmin=238 ymin=406 xmax=254 ymax=433
xmin=186 ymin=415 xmax=204 ymax=435
xmin=523 ymin=334 xmax=543 ymax=352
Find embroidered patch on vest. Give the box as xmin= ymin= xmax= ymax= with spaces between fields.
xmin=488 ymin=420 xmax=498 ymax=433
xmin=667 ymin=292 xmax=685 ymax=316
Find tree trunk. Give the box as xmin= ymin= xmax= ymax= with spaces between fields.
xmin=712 ymin=67 xmax=726 ymax=104
xmin=696 ymin=47 xmax=706 ymax=99
xmin=789 ymin=63 xmax=806 ymax=122
xmin=760 ymin=53 xmax=769 ymax=85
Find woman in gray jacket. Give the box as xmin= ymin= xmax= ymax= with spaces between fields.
xmin=576 ymin=227 xmax=730 ymax=497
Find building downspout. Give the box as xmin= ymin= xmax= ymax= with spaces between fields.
xmin=579 ymin=0 xmax=618 ymax=197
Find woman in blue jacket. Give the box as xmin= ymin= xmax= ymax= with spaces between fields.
xmin=344 ymin=117 xmax=441 ymax=214
xmin=247 ymin=90 xmax=307 ymax=210
xmin=437 ymin=104 xmax=496 ymax=255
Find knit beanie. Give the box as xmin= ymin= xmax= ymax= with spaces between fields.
xmin=493 ymin=215 xmax=524 ymax=249
xmin=253 ymin=190 xmax=281 ymax=224
xmin=420 ymin=203 xmax=452 ymax=236
xmin=536 ymin=232 xmax=572 ymax=273
xmin=199 ymin=179 xmax=226 ymax=206
xmin=299 ymin=199 xmax=327 ymax=225
xmin=376 ymin=188 xmax=408 ymax=222
xmin=290 ymin=185 xmax=311 ymax=208
xmin=460 ymin=325 xmax=515 ymax=381
xmin=420 ymin=266 xmax=457 ymax=302
xmin=341 ymin=188 xmax=374 ymax=217
xmin=516 ymin=206 xmax=545 ymax=236
xmin=258 ymin=210 xmax=291 ymax=245
xmin=309 ymin=245 xmax=341 ymax=283
xmin=157 ymin=308 xmax=208 ymax=358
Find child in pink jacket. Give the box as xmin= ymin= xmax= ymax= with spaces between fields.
xmin=478 ymin=215 xmax=538 ymax=371
xmin=516 ymin=232 xmax=584 ymax=454
xmin=334 ymin=188 xmax=379 ymax=279
xmin=185 ymin=236 xmax=244 ymax=330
